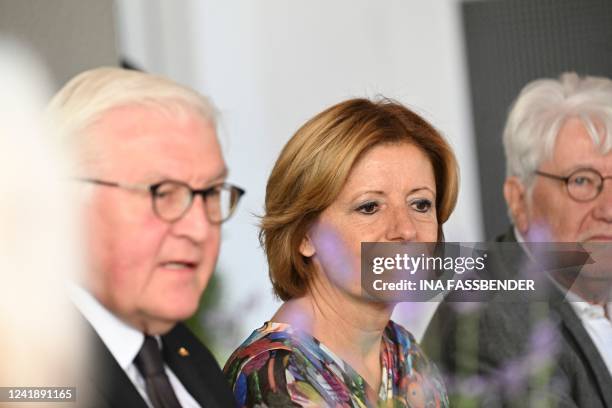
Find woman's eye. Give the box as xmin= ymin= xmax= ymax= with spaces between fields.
xmin=411 ymin=199 xmax=432 ymax=213
xmin=356 ymin=201 xmax=379 ymax=215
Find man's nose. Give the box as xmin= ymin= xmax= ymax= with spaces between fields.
xmin=170 ymin=195 xmax=215 ymax=241
xmin=385 ymin=207 xmax=417 ymax=242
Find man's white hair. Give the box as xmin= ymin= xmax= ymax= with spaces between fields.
xmin=46 ymin=67 xmax=218 ymax=170
xmin=503 ymin=72 xmax=612 ymax=187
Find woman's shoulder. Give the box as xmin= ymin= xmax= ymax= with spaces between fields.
xmin=223 ymin=322 xmax=338 ymax=407
xmin=223 ymin=321 xmax=327 ymax=380
xmin=224 ymin=322 xmax=296 ymax=370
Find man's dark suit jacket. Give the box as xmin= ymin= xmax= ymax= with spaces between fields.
xmin=82 ymin=321 xmax=235 ymax=407
xmin=422 ymin=228 xmax=612 ymax=407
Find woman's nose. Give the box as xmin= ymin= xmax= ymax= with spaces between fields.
xmin=385 ymin=207 xmax=417 ymax=242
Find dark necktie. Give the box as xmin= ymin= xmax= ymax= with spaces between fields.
xmin=134 ymin=335 xmax=182 ymax=408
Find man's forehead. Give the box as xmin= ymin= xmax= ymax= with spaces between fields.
xmin=83 ymin=104 xmax=224 ymax=182
xmin=140 ymin=167 xmax=229 ymax=185
xmin=87 ymin=104 xmax=215 ymax=148
xmin=550 ymin=118 xmax=612 ymax=170
xmin=92 ymin=103 xmax=210 ymax=132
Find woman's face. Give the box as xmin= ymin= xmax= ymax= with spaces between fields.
xmin=300 ymin=142 xmax=439 ymax=298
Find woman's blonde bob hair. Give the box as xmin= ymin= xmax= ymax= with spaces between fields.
xmin=260 ymin=98 xmax=459 ymax=301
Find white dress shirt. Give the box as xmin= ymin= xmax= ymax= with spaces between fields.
xmin=514 ymin=227 xmax=612 ymax=376
xmin=70 ymin=284 xmax=201 ymax=407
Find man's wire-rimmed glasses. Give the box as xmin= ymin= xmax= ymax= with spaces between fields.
xmin=534 ymin=168 xmax=612 ymax=202
xmin=80 ymin=178 xmax=245 ymax=223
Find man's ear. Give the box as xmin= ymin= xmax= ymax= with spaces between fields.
xmin=504 ymin=176 xmax=529 ymax=233
xmin=299 ymin=234 xmax=315 ymax=258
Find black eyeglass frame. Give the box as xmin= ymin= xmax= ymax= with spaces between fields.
xmin=534 ymin=168 xmax=612 ymax=202
xmin=79 ymin=178 xmax=245 ymax=223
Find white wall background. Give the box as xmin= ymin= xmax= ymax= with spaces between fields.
xmin=114 ymin=0 xmax=484 ymax=356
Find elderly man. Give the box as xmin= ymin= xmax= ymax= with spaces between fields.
xmin=48 ymin=67 xmax=242 ymax=407
xmin=424 ymin=73 xmax=612 ymax=407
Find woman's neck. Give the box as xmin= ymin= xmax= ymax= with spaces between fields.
xmin=272 ymin=278 xmax=394 ymax=394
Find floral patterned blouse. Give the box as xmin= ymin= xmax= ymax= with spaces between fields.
xmin=224 ymin=320 xmax=448 ymax=407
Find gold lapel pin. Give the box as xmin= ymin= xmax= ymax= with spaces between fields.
xmin=178 ymin=347 xmax=190 ymax=357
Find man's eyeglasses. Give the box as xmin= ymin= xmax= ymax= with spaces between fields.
xmin=80 ymin=178 xmax=245 ymax=223
xmin=534 ymin=168 xmax=612 ymax=202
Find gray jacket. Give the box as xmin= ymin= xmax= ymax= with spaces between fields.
xmin=422 ymin=228 xmax=612 ymax=407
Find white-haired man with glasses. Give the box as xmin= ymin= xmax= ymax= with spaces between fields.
xmin=424 ymin=73 xmax=612 ymax=407
xmin=48 ymin=67 xmax=241 ymax=407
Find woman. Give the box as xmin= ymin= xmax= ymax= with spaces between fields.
xmin=225 ymin=98 xmax=458 ymax=407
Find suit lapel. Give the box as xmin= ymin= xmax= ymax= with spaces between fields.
xmin=85 ymin=321 xmax=149 ymax=408
xmin=502 ymin=226 xmax=612 ymax=406
xmin=550 ymin=290 xmax=612 ymax=407
xmin=162 ymin=325 xmax=225 ymax=408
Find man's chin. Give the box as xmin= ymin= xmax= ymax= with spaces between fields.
xmin=163 ymin=302 xmax=200 ymax=322
xmin=140 ymin=303 xmax=200 ymax=334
